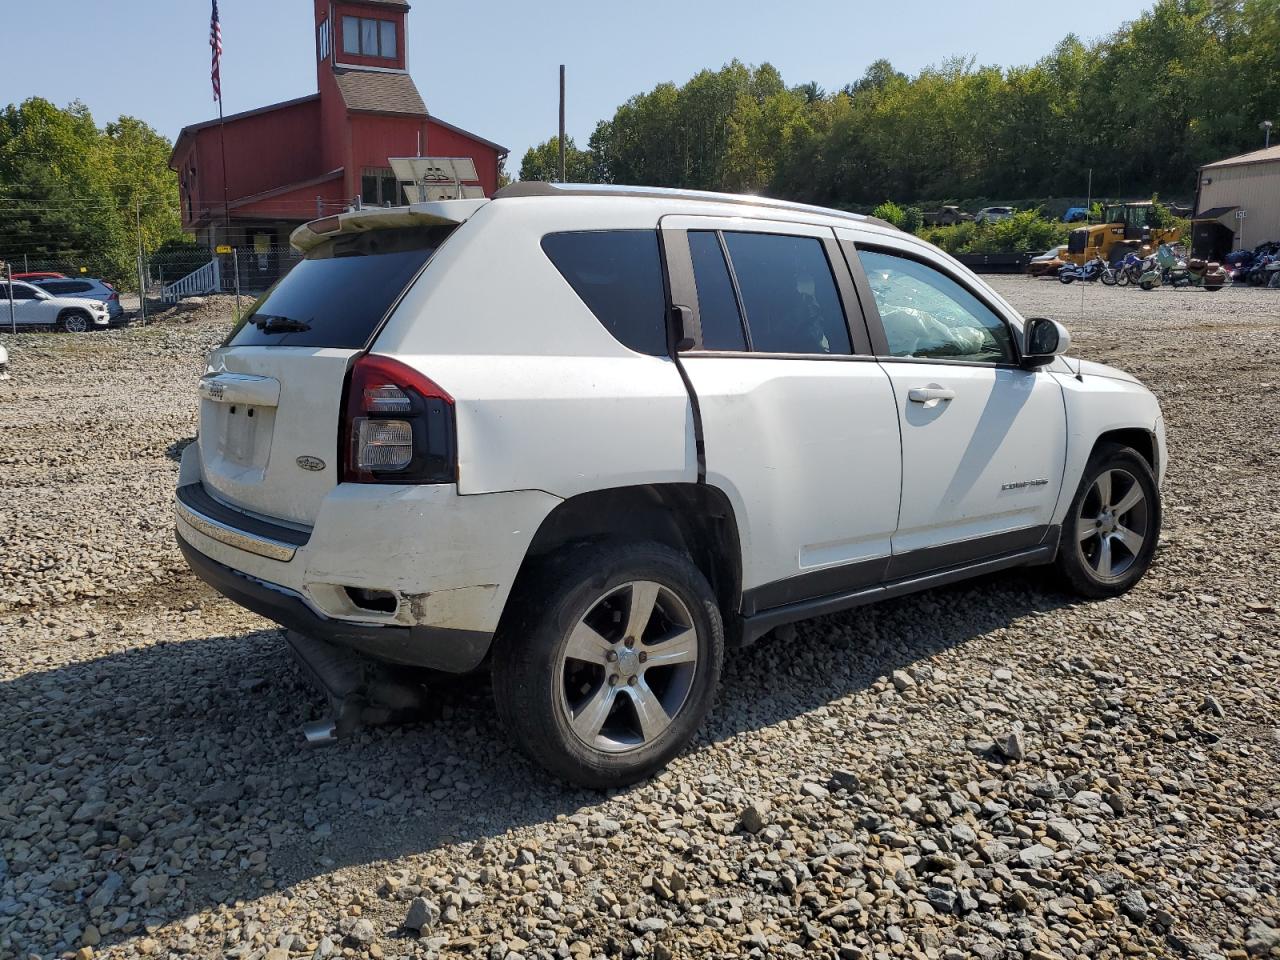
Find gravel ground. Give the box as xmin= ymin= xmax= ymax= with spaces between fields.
xmin=0 ymin=280 xmax=1277 ymax=960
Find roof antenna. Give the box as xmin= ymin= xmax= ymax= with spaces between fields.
xmin=1072 ymin=168 xmax=1092 ymax=381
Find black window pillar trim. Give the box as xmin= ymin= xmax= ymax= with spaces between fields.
xmin=657 ymin=226 xmax=707 ymax=483
xmin=838 ymin=238 xmax=890 ymax=356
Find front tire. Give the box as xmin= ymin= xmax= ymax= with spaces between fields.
xmin=492 ymin=542 xmax=724 ymax=788
xmin=60 ymin=311 xmax=91 ymax=333
xmin=1055 ymin=444 xmax=1160 ymax=598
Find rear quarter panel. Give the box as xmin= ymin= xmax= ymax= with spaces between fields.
xmin=374 ymin=199 xmax=698 ymax=497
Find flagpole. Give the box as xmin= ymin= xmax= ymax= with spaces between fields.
xmin=212 ymin=0 xmax=230 ymax=259
xmin=218 ymin=96 xmax=230 ymax=253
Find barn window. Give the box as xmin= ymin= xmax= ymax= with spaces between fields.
xmin=342 ymin=16 xmax=396 ymax=58
xmin=361 ymin=167 xmax=401 ymax=207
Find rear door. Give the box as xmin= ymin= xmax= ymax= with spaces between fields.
xmin=838 ymin=228 xmax=1066 ymax=575
xmin=660 ymin=216 xmax=901 ymax=612
xmin=198 ymin=223 xmax=456 ymax=526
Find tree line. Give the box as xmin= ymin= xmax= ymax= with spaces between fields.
xmin=520 ymin=0 xmax=1279 ymax=209
xmin=0 ymin=98 xmax=183 ymax=284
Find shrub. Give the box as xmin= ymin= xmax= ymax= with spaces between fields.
xmin=914 ymin=209 xmax=1067 ymax=255
xmin=901 ymin=206 xmax=924 ymax=233
xmin=871 ymin=201 xmax=906 ymax=228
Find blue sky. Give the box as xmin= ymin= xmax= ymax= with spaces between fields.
xmin=2 ymin=0 xmax=1154 ymax=173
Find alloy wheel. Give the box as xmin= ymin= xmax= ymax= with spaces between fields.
xmin=1075 ymin=468 xmax=1150 ymax=582
xmin=558 ymin=580 xmax=699 ymax=754
xmin=64 ymin=314 xmax=88 ymax=333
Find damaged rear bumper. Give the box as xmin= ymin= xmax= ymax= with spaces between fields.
xmin=178 ymin=532 xmax=491 ymax=671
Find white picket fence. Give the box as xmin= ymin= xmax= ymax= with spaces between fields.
xmin=161 ymin=259 xmax=221 ymax=304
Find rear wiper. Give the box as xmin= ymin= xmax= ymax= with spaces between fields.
xmin=253 ymin=314 xmax=311 ymax=333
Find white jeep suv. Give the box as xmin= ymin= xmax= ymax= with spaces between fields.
xmin=176 ymin=183 xmax=1165 ymax=787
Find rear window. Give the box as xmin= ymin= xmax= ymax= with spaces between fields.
xmin=541 ymin=230 xmax=668 ymax=356
xmin=226 ymin=226 xmax=454 ymax=348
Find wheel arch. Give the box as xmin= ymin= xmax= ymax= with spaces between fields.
xmin=510 ymin=483 xmax=744 ymax=632
xmin=1094 ymin=427 xmax=1157 ymax=472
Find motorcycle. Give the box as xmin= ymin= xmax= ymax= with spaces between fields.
xmin=1246 ymin=253 xmax=1279 ymax=286
xmin=1138 ymin=244 xmax=1228 ymax=291
xmin=1058 ymin=256 xmax=1112 ymax=284
xmin=1114 ymin=251 xmax=1152 ymax=287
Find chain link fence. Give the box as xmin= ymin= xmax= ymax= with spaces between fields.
xmin=3 ymin=244 xmax=304 ymax=297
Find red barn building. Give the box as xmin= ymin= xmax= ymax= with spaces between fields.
xmin=170 ymin=0 xmax=505 ymax=281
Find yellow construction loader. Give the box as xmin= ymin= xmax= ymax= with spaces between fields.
xmin=1062 ymin=202 xmax=1181 ymax=266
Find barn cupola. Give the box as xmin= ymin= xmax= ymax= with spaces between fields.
xmin=315 ymin=0 xmax=409 ymax=85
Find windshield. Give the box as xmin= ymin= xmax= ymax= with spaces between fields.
xmin=226 ymin=225 xmax=455 ymax=348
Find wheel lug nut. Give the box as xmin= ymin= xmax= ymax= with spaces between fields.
xmin=627 ymin=676 xmax=637 ymax=686
xmin=606 ymin=651 xmax=618 ymax=662
xmin=624 ymin=637 xmax=635 ymax=648
xmin=638 ymin=652 xmax=648 ymax=663
xmin=608 ymin=674 xmax=618 ymax=686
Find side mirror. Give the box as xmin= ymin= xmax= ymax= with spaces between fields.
xmin=1022 ymin=317 xmax=1071 ymax=367
xmin=668 ymin=304 xmax=695 ymax=353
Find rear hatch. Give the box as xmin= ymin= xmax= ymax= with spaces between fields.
xmin=198 ymin=221 xmax=457 ymax=526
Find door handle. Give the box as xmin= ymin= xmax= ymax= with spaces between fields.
xmin=908 ymin=386 xmax=956 ymax=404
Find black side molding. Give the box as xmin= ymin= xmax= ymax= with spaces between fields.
xmin=741 ymin=529 xmax=1059 ymax=644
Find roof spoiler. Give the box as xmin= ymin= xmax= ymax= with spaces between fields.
xmin=290 ymin=198 xmax=489 ymax=253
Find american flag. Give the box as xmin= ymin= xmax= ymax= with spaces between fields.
xmin=210 ymin=0 xmax=223 ymax=102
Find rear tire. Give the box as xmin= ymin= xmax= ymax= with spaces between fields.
xmin=492 ymin=541 xmax=724 ymax=788
xmin=60 ymin=311 xmax=90 ymax=333
xmin=1054 ymin=444 xmax=1160 ymax=599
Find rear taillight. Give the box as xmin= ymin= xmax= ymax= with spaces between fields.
xmin=108 ymin=292 xmax=119 ymax=302
xmin=340 ymin=354 xmax=456 ymax=484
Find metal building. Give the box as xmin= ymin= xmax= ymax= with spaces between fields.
xmin=1192 ymin=145 xmax=1280 ymax=259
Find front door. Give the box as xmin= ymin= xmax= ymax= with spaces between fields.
xmin=660 ymin=216 xmax=902 ymax=612
xmin=839 ymin=231 xmax=1067 ymax=577
xmin=2 ymin=283 xmax=49 ymax=326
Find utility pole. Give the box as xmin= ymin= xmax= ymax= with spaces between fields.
xmin=232 ymin=248 xmax=242 ymax=323
xmin=558 ymin=65 xmax=566 ymax=183
xmin=135 ymin=197 xmax=148 ymax=327
xmin=6 ymin=261 xmax=15 ymax=335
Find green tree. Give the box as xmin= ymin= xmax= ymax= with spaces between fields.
xmin=519 ymin=135 xmax=596 ymax=183
xmin=0 ymin=98 xmax=183 ymax=285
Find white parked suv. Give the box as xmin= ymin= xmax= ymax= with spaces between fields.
xmin=176 ymin=183 xmax=1166 ymax=787
xmin=0 ymin=279 xmax=112 ymax=331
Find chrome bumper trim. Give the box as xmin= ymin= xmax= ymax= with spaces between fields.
xmin=175 ymin=498 xmax=298 ymax=562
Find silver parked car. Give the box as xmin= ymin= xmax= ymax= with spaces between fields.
xmin=975 ymin=206 xmax=1015 ymax=225
xmin=33 ymin=277 xmax=125 ymax=325
xmin=0 ymin=280 xmax=112 ymax=332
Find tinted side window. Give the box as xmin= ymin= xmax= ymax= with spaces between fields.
xmin=44 ymin=281 xmax=90 ymax=294
xmin=541 ymin=231 xmax=667 ymax=356
xmin=857 ymin=249 xmax=1015 ymax=364
xmin=722 ymin=232 xmax=850 ymax=355
xmin=688 ymin=231 xmax=745 ymax=351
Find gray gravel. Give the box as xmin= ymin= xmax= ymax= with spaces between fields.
xmin=1 ymin=280 xmax=1277 ymax=960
